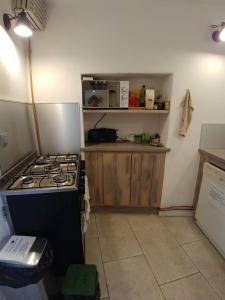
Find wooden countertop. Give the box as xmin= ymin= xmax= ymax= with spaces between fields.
xmin=199 ymin=148 xmax=225 ymax=165
xmin=81 ymin=142 xmax=170 ymax=153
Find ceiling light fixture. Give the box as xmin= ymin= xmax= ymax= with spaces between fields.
xmin=3 ymin=11 xmax=33 ymax=38
xmin=211 ymin=22 xmax=225 ymax=42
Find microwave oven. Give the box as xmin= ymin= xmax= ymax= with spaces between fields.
xmin=82 ymin=80 xmax=129 ymax=108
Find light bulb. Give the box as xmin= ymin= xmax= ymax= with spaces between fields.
xmin=219 ymin=28 xmax=225 ymax=41
xmin=14 ymin=24 xmax=32 ymax=37
xmin=0 ymin=25 xmax=20 ymax=74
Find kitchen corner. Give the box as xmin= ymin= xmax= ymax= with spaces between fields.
xmin=1 ymin=0 xmax=225 ymax=299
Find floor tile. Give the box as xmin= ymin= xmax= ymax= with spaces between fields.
xmin=96 ymin=213 xmax=130 ymax=238
xmin=96 ymin=214 xmax=142 ymax=262
xmin=99 ymin=235 xmax=142 ymax=263
xmin=161 ymin=217 xmax=204 ymax=245
xmin=127 ymin=214 xmax=164 ymax=230
xmin=183 ymin=239 xmax=225 ymax=299
xmin=86 ymin=214 xmax=98 ymax=238
xmin=161 ymin=273 xmax=220 ymax=300
xmin=132 ymin=225 xmax=197 ymax=284
xmin=104 ymin=255 xmax=164 ymax=300
xmin=85 ymin=238 xmax=108 ymax=299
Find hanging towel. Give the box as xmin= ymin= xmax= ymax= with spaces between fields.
xmin=179 ymin=89 xmax=194 ymax=136
xmin=82 ymin=175 xmax=91 ymax=234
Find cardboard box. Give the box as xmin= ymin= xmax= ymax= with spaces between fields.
xmin=145 ymin=89 xmax=155 ymax=110
xmin=120 ymin=81 xmax=129 ymax=108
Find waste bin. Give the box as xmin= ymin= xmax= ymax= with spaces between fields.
xmin=61 ymin=264 xmax=100 ymax=300
xmin=0 ymin=236 xmax=53 ymax=288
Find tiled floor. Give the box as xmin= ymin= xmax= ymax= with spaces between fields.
xmin=85 ymin=213 xmax=225 ymax=300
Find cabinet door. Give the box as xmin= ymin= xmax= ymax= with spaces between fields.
xmin=85 ymin=152 xmax=103 ymax=206
xmin=131 ymin=153 xmax=155 ymax=207
xmin=102 ymin=153 xmax=116 ymax=206
xmin=150 ymin=153 xmax=165 ymax=208
xmin=102 ymin=153 xmax=131 ymax=207
xmin=115 ymin=153 xmax=131 ymax=206
xmin=130 ymin=154 xmax=142 ymax=207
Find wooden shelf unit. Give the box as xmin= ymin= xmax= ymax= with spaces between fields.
xmin=83 ymin=109 xmax=169 ymax=114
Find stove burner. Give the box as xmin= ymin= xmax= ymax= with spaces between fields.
xmin=22 ymin=176 xmax=34 ymax=185
xmin=44 ymin=164 xmax=60 ymax=172
xmin=52 ymin=174 xmax=67 ymax=184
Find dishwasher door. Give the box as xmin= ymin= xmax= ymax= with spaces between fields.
xmin=195 ymin=162 xmax=225 ymax=258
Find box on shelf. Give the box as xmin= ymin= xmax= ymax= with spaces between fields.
xmin=145 ymin=89 xmax=155 ymax=110
xmin=120 ymin=81 xmax=129 ymax=108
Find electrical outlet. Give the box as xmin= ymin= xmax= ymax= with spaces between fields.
xmin=0 ymin=133 xmax=8 ymax=148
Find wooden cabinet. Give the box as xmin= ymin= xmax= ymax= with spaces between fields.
xmin=85 ymin=151 xmax=166 ymax=210
xmin=102 ymin=153 xmax=116 ymax=206
xmin=131 ymin=154 xmax=155 ymax=207
xmin=102 ymin=153 xmax=131 ymax=206
xmin=115 ymin=153 xmax=131 ymax=206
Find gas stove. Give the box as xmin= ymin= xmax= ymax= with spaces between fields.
xmin=8 ymin=173 xmax=76 ymax=190
xmin=7 ymin=153 xmax=84 ymax=194
xmin=36 ymin=154 xmax=79 ymax=164
xmin=5 ymin=153 xmax=85 ymax=275
xmin=25 ymin=162 xmax=77 ymax=175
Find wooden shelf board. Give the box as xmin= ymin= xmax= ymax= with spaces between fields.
xmin=83 ymin=109 xmax=169 ymax=114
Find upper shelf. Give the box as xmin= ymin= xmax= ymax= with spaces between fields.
xmin=83 ymin=109 xmax=169 ymax=114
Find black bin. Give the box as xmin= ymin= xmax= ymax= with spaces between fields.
xmin=0 ymin=236 xmax=53 ymax=288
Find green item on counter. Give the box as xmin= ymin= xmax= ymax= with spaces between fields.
xmin=141 ymin=132 xmax=151 ymax=143
xmin=135 ymin=135 xmax=142 ymax=144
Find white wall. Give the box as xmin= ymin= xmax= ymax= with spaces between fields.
xmin=31 ymin=0 xmax=225 ymax=207
xmin=0 ymin=0 xmax=29 ymax=102
xmin=0 ymin=0 xmax=29 ymax=242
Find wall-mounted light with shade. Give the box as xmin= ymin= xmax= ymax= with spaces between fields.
xmin=3 ymin=11 xmax=32 ymax=38
xmin=211 ymin=22 xmax=225 ymax=42
xmin=0 ymin=25 xmax=20 ymax=74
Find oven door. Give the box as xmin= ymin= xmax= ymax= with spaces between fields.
xmin=7 ymin=191 xmax=84 ymax=275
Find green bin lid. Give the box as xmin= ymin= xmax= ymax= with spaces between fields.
xmin=62 ymin=264 xmax=98 ymax=296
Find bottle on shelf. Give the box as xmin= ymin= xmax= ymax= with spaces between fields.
xmin=164 ymin=97 xmax=170 ymax=111
xmin=139 ymin=85 xmax=146 ymax=107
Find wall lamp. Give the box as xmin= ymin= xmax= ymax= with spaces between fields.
xmin=3 ymin=11 xmax=32 ymax=38
xmin=211 ymin=22 xmax=225 ymax=42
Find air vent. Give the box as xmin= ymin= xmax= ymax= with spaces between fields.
xmin=12 ymin=0 xmax=47 ymax=31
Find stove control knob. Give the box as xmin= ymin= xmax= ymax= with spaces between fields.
xmin=80 ymin=176 xmax=85 ymax=184
xmin=80 ymin=160 xmax=85 ymax=170
xmin=81 ymin=170 xmax=86 ymax=176
xmin=79 ymin=187 xmax=85 ymax=194
xmin=78 ymin=182 xmax=85 ymax=194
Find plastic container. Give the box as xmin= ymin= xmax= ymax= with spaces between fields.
xmin=61 ymin=264 xmax=100 ymax=300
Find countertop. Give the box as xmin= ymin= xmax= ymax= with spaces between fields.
xmin=199 ymin=148 xmax=225 ymax=164
xmin=81 ymin=142 xmax=170 ymax=153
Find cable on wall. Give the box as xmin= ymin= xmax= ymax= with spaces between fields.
xmin=28 ymin=39 xmax=42 ymax=155
xmin=93 ymin=113 xmax=107 ymax=129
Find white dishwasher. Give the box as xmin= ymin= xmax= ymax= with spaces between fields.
xmin=195 ymin=162 xmax=225 ymax=258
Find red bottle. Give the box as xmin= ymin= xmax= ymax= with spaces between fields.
xmin=129 ymin=95 xmax=137 ymax=107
